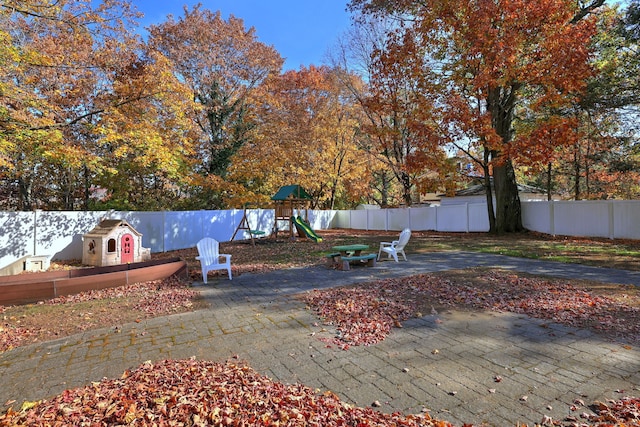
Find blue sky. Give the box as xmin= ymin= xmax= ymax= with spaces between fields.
xmin=134 ymin=1 xmax=353 ymax=71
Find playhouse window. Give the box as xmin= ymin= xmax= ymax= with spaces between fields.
xmin=107 ymin=238 xmax=116 ymax=253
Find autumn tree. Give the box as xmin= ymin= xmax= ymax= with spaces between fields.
xmin=147 ymin=5 xmax=283 ymax=209
xmin=228 ymin=65 xmax=370 ymax=209
xmin=527 ymin=3 xmax=640 ymax=201
xmin=570 ymin=2 xmax=640 ymax=199
xmin=0 ymin=0 xmax=194 ymax=211
xmin=586 ymin=1 xmax=640 ymax=115
xmin=332 ymin=17 xmax=453 ymax=207
xmin=351 ymin=0 xmax=602 ymax=231
xmin=89 ymin=52 xmax=199 ymax=210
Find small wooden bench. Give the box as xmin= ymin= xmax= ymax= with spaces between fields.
xmin=340 ymin=253 xmax=377 ymax=271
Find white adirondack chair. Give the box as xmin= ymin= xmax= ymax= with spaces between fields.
xmin=377 ymin=228 xmax=411 ymax=262
xmin=196 ymin=237 xmax=232 ymax=282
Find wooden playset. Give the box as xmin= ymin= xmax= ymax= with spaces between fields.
xmin=270 ymin=185 xmax=312 ymax=239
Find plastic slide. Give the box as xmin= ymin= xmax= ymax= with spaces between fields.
xmin=292 ymin=216 xmax=323 ymax=242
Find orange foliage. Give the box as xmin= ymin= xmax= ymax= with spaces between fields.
xmin=147 ymin=5 xmax=283 ymax=200
xmin=228 ymin=66 xmax=372 ymax=208
xmin=512 ymin=116 xmax=582 ymax=168
xmin=352 ymin=0 xmax=597 ymax=157
xmin=351 ymin=0 xmax=600 ymax=227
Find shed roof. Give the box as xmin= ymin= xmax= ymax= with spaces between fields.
xmin=271 ymin=185 xmax=312 ymax=201
xmin=84 ymin=219 xmax=142 ymax=237
xmin=455 ymin=182 xmax=546 ymax=197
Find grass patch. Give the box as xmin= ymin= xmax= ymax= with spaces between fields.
xmin=405 ymin=231 xmax=640 ymax=270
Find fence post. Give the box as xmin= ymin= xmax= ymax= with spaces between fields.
xmin=609 ymin=201 xmax=614 ymax=240
xmin=33 ymin=210 xmax=38 ymax=256
xmin=385 ymin=209 xmax=389 ymax=231
xmin=466 ymin=203 xmax=470 ymax=233
xmin=549 ymin=201 xmax=555 ymax=236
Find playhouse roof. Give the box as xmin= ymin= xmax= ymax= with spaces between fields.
xmin=84 ymin=219 xmax=142 ymax=238
xmin=271 ymin=185 xmax=312 ymax=201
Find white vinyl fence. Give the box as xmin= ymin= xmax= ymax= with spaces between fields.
xmin=521 ymin=200 xmax=640 ymax=240
xmin=0 ymin=209 xmax=335 ymax=271
xmin=332 ymin=203 xmax=491 ymax=233
xmin=335 ymin=200 xmax=640 ymax=240
xmin=1 ymin=200 xmax=639 ymax=271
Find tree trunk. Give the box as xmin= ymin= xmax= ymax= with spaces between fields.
xmin=573 ymin=142 xmax=581 ymax=200
xmin=374 ymin=171 xmax=392 ymax=207
xmin=585 ymin=136 xmax=591 ymax=198
xmin=400 ymin=171 xmax=412 ymax=206
xmin=492 ymin=155 xmax=523 ymax=233
xmin=483 ymin=150 xmax=496 ymax=232
xmin=62 ymin=167 xmax=73 ymax=210
xmin=83 ymin=165 xmax=90 ymax=211
xmin=18 ymin=176 xmax=33 ymax=211
xmin=487 ymin=84 xmax=524 ymax=233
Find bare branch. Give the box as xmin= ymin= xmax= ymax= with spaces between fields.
xmin=571 ymin=0 xmax=606 ymax=24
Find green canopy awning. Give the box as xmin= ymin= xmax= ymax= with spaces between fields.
xmin=271 ymin=185 xmax=312 ymax=201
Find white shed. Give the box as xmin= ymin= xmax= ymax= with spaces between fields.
xmin=82 ymin=219 xmax=151 ymax=267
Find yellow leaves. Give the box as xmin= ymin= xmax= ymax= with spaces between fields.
xmin=43 ymin=141 xmax=88 ymax=168
xmin=0 ymin=29 xmax=20 ymax=66
xmin=227 ymin=66 xmax=372 ymax=207
xmin=123 ymin=402 xmax=138 ymax=423
xmin=19 ymin=400 xmax=39 ymax=411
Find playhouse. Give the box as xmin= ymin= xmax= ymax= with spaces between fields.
xmin=82 ymin=219 xmax=151 ymax=267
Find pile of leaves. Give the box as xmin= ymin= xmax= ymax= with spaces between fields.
xmin=586 ymin=398 xmax=640 ymax=425
xmin=0 ymin=276 xmax=200 ymax=352
xmin=1 ymin=359 xmax=638 ymax=427
xmin=302 ymin=270 xmax=640 ymax=347
xmin=0 ymin=358 xmax=450 ymax=427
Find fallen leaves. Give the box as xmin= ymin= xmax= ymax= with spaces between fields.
xmin=0 ymin=358 xmax=450 ymax=427
xmin=302 ymin=279 xmax=433 ymax=347
xmin=2 ymin=236 xmax=640 ymax=426
xmin=299 ymin=270 xmax=640 ymax=426
xmin=1 ymin=276 xmax=200 ymax=353
xmin=302 ymin=270 xmax=640 ymax=347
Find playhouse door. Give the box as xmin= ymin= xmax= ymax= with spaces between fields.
xmin=121 ymin=234 xmax=134 ymax=263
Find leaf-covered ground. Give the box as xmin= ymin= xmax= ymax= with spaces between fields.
xmin=302 ymin=269 xmax=640 ymax=348
xmin=0 ymin=276 xmax=204 ymax=352
xmin=298 ymin=270 xmax=640 ymax=426
xmin=0 ymin=358 xmax=448 ymax=427
xmin=1 ymin=358 xmax=638 ymax=427
xmin=3 ymin=230 xmax=640 ymax=426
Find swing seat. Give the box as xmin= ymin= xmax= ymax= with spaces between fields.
xmin=231 ymin=207 xmax=265 ymax=245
